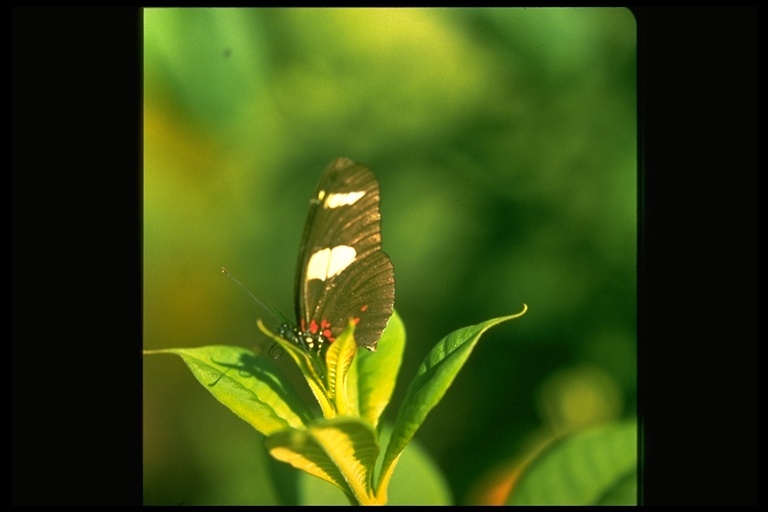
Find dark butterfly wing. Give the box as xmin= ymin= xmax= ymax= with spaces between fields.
xmin=294 ymin=157 xmax=395 ymax=351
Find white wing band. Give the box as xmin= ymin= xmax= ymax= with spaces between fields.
xmin=323 ymin=191 xmax=366 ymax=208
xmin=306 ymin=245 xmax=357 ymax=281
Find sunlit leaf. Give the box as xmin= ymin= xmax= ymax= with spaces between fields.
xmin=377 ymin=307 xmax=527 ymax=497
xmin=298 ymin=425 xmax=451 ymax=505
xmin=265 ymin=418 xmax=380 ymax=505
xmin=324 ymin=321 xmax=359 ymax=416
xmin=507 ymin=419 xmax=637 ymax=505
xmin=266 ymin=428 xmax=352 ymax=501
xmin=144 ymin=345 xmax=311 ymax=436
xmin=354 ymin=310 xmax=406 ymax=429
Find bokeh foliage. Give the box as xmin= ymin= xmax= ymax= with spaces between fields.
xmin=143 ymin=7 xmax=636 ymax=505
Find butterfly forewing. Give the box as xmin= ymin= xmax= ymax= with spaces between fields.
xmin=293 ymin=157 xmax=395 ymax=351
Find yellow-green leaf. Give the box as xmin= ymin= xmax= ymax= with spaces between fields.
xmin=324 ymin=321 xmax=359 ymax=416
xmin=377 ymin=307 xmax=527 ymax=498
xmin=265 ymin=418 xmax=381 ymax=505
xmin=144 ymin=345 xmax=311 ymax=436
xmin=298 ymin=426 xmax=452 ymax=505
xmin=266 ymin=427 xmax=353 ymax=502
xmin=355 ymin=310 xmax=406 ymax=429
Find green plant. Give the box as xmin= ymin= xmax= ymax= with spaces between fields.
xmin=144 ymin=307 xmax=528 ymax=505
xmin=506 ymin=419 xmax=637 ymax=505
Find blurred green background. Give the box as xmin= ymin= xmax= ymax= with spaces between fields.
xmin=143 ymin=7 xmax=636 ymax=505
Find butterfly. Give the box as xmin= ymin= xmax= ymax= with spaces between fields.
xmin=277 ymin=157 xmax=395 ymax=353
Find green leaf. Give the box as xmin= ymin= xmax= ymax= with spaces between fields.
xmin=297 ymin=425 xmax=452 ymax=505
xmin=144 ymin=345 xmax=311 ymax=436
xmin=377 ymin=307 xmax=527 ymax=497
xmin=265 ymin=418 xmax=380 ymax=505
xmin=265 ymin=427 xmax=353 ymax=502
xmin=507 ymin=419 xmax=637 ymax=505
xmin=354 ymin=310 xmax=406 ymax=429
xmin=324 ymin=321 xmax=359 ymax=416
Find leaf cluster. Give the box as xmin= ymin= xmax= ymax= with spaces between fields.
xmin=145 ymin=308 xmax=527 ymax=504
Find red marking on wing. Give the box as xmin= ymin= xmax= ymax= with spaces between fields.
xmin=320 ymin=319 xmax=333 ymax=339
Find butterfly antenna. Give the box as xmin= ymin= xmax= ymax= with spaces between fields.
xmin=221 ymin=267 xmax=287 ymax=323
xmin=222 ymin=268 xmax=289 ymax=360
